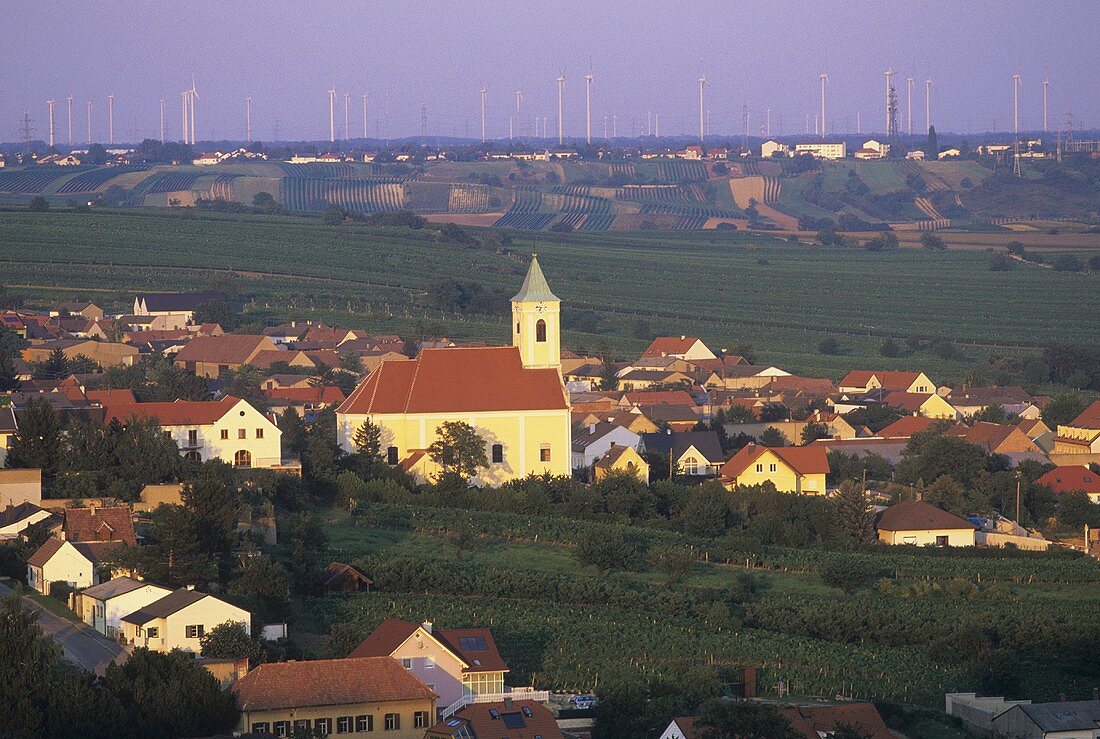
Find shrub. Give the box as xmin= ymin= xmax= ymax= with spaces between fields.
xmin=820 ymin=557 xmax=881 ymax=593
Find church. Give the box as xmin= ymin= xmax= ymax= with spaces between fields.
xmin=336 ymin=255 xmax=572 ymax=485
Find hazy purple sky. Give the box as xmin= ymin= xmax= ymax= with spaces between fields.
xmin=5 ymin=1 xmax=1097 ymax=144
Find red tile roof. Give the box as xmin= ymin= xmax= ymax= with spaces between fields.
xmin=947 ymin=422 xmax=1024 ymax=452
xmin=875 ymin=499 xmax=975 ymax=532
xmin=621 ymin=390 xmax=696 ymax=407
xmin=64 ymin=506 xmax=136 ymax=545
xmin=26 ymin=537 xmax=64 ymax=568
xmin=882 ymin=391 xmax=933 ymax=412
xmin=85 ymin=388 xmax=137 ymax=405
xmin=720 ymin=443 xmax=830 ymax=479
xmin=232 ymin=656 xmax=436 ymax=711
xmin=337 ymin=347 xmax=567 ymax=415
xmin=840 ymin=370 xmax=922 ymax=390
xmin=1068 ymin=400 xmax=1100 ymax=430
xmin=781 ymin=702 xmax=893 ymax=739
xmin=103 ymin=395 xmax=241 ymax=426
xmin=264 ymin=387 xmax=346 ymax=405
xmin=641 ymin=336 xmax=706 ymax=358
xmin=348 ymin=618 xmax=509 ymax=674
xmin=1036 ymin=466 xmax=1100 ymax=495
xmin=174 ymin=334 xmax=274 ymax=365
xmin=877 ymin=416 xmax=939 ymax=438
xmin=428 ymin=700 xmax=564 ymax=739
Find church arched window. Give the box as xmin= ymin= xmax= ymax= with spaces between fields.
xmin=536 ymin=319 xmax=546 ymax=342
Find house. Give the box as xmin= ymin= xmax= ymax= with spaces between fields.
xmin=26 ymin=537 xmax=120 ymax=594
xmin=103 ymin=395 xmax=282 ymax=468
xmin=875 ymin=499 xmax=976 ymax=546
xmin=53 ymin=302 xmax=105 ymax=321
xmin=617 ymin=369 xmax=695 ymax=391
xmin=192 ymin=152 xmax=224 ymax=166
xmin=882 ymin=391 xmax=959 ymax=420
xmin=877 ymin=415 xmax=940 ymax=439
xmin=1036 ymin=466 xmax=1100 ymax=504
xmin=263 ymin=386 xmax=346 ymax=420
xmin=781 ymin=702 xmax=894 ymax=739
xmin=1018 ymin=418 xmax=1055 ymax=453
xmin=133 ymin=291 xmax=224 ymax=329
xmin=633 ymin=403 xmax=703 ymax=432
xmin=426 ymin=700 xmax=564 ymax=739
xmin=173 ymin=334 xmax=279 ymax=378
xmin=947 ymin=385 xmax=1037 ymax=418
xmin=63 ymin=505 xmax=136 ymax=545
xmin=594 ymin=444 xmax=650 ymax=483
xmin=761 ymin=140 xmax=791 ymax=158
xmin=349 ymin=618 xmax=509 ymax=713
xmin=905 ymin=149 xmax=926 ymax=160
xmin=77 ymin=577 xmax=173 ymax=639
xmin=23 ymin=339 xmax=139 ymax=368
xmin=571 ymin=421 xmax=642 ymax=469
xmin=658 ymin=716 xmax=698 ymax=739
xmin=121 ymin=587 xmax=250 ymax=653
xmin=640 ymin=431 xmax=725 ymax=477
xmin=1053 ymin=400 xmax=1100 ymax=455
xmin=233 ymin=656 xmax=437 ymax=738
xmin=719 ymin=443 xmax=829 ymax=494
xmin=133 ymin=483 xmax=184 ymax=512
xmin=838 ymin=370 xmax=935 ymax=395
xmin=991 ymin=700 xmax=1100 ymax=739
xmin=0 ymin=467 xmax=42 ymax=507
xmin=0 ymin=408 xmax=17 ymax=467
xmin=948 ymin=421 xmax=1043 ymax=455
xmin=0 ymin=502 xmax=56 ymax=540
xmin=641 ymin=336 xmax=717 ymax=361
xmin=854 ymin=140 xmax=890 ymax=160
xmin=794 ymin=141 xmax=847 ymax=160
xmin=336 ymin=257 xmax=571 ymax=486
xmin=323 ymin=562 xmax=373 ymax=592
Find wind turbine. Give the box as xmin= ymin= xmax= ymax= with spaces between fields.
xmin=556 ymin=72 xmax=566 ymax=145
xmin=514 ymin=89 xmax=523 ymax=138
xmin=480 ymin=86 xmax=488 ymax=143
xmin=819 ymin=71 xmax=829 ymax=140
xmin=107 ymin=93 xmax=115 ymax=145
xmin=884 ymin=67 xmax=894 ymax=134
xmin=1042 ymin=79 xmax=1049 ymax=133
xmin=86 ymin=100 xmax=92 ymax=144
xmin=906 ymin=76 xmax=914 ymax=135
xmin=66 ymin=95 xmax=73 ymax=145
xmin=344 ymin=92 xmax=350 ymax=140
xmin=46 ymin=99 xmax=56 ymax=147
xmin=584 ymin=69 xmax=594 ymax=145
xmin=362 ymin=93 xmax=369 ymax=138
xmin=697 ymin=69 xmax=707 ymax=144
xmin=766 ymin=106 xmax=771 ymax=137
xmin=327 ymin=84 xmax=337 ymax=143
xmin=181 ymin=90 xmax=189 ymax=145
xmin=246 ymin=96 xmax=252 ymax=142
xmin=925 ymin=78 xmax=932 ymax=133
xmin=188 ymin=76 xmax=199 ymax=145
xmin=159 ymin=99 xmax=165 ymax=142
xmin=1012 ymin=74 xmax=1021 ymax=134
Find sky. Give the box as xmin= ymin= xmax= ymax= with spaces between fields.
xmin=4 ymin=1 xmax=1098 ymax=145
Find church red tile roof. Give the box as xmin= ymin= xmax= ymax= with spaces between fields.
xmin=337 ymin=347 xmax=567 ymax=415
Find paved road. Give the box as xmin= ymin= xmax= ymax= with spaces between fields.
xmin=0 ymin=580 xmax=128 ymax=675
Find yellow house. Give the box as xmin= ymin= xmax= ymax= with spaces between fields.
xmin=594 ymin=444 xmax=650 ymax=483
xmin=336 ymin=256 xmax=571 ymax=485
xmin=883 ymin=391 xmax=959 ymax=420
xmin=719 ymin=443 xmax=830 ymax=494
xmin=233 ymin=656 xmax=436 ymax=738
xmin=120 ymin=587 xmax=250 ymax=653
xmin=875 ymin=499 xmax=976 ymax=546
xmin=1053 ymin=400 xmax=1100 ymax=455
xmin=838 ymin=370 xmax=936 ymax=395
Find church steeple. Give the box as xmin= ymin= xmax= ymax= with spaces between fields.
xmin=511 ymin=254 xmax=560 ymax=370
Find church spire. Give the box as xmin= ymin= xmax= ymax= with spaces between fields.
xmin=510 ymin=253 xmax=559 ymax=303
xmin=511 ymin=253 xmax=560 ymax=370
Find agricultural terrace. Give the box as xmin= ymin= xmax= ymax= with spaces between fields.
xmin=0 ymin=208 xmax=1097 ymax=382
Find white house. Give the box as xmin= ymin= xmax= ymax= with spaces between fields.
xmin=875 ymin=500 xmax=976 ymax=547
xmin=121 ymin=587 xmax=251 ymax=653
xmin=0 ymin=502 xmax=54 ymax=540
xmin=102 ymin=396 xmax=283 ymax=469
xmin=132 ymin=291 xmax=224 ymax=329
xmin=794 ymin=141 xmax=847 ymax=160
xmin=571 ymin=421 xmax=642 ymax=469
xmin=26 ymin=538 xmax=119 ymax=594
xmin=761 ymin=140 xmax=790 ymax=158
xmin=659 ymin=717 xmax=697 ymax=739
xmin=78 ymin=577 xmax=173 ymax=639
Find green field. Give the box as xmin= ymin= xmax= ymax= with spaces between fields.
xmin=1 ymin=208 xmax=1097 ymax=382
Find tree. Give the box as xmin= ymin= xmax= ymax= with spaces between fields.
xmin=800 ymin=422 xmax=829 ymax=444
xmin=576 ymin=527 xmax=634 ymax=576
xmin=427 ymin=421 xmax=488 ymax=480
xmin=352 ymin=419 xmax=383 ymax=461
xmin=191 ymin=299 xmax=236 ymax=331
xmin=118 ymin=504 xmax=218 ymax=587
xmin=820 ymin=557 xmax=881 ymax=593
xmin=1053 ymin=254 xmax=1082 ymax=272
xmin=199 ymin=621 xmax=265 ymax=665
xmin=227 ymin=552 xmax=290 ymax=625
xmin=831 ymin=481 xmax=874 ymax=546
xmin=322 ymin=204 xmax=346 ymax=225
xmin=920 ymin=232 xmax=947 ymax=250
xmin=35 ymin=346 xmax=70 ymax=379
xmin=0 ymin=350 xmax=20 ymax=392
xmin=446 ymin=523 xmax=481 ymax=561
xmin=695 ymin=700 xmax=801 ymax=739
xmin=181 ymin=474 xmax=239 ymax=557
xmin=101 ymin=649 xmax=237 ymax=739
xmin=6 ymin=397 xmax=61 ymax=475
xmin=28 ymin=196 xmax=50 ymax=212
xmin=878 ymin=338 xmax=901 ymax=358
xmin=817 ymin=337 xmax=842 ymax=355
xmin=278 ymin=407 xmax=307 ymax=458
xmin=895 ymin=431 xmax=990 ymax=489
xmin=1043 ymin=392 xmax=1087 ymax=428
xmin=844 ymin=404 xmax=901 ymax=434
xmin=251 ymin=191 xmax=281 ymax=213
xmin=989 ymin=253 xmax=1016 ymax=271
xmin=0 ymin=592 xmax=60 ymax=738
xmin=649 ymin=545 xmax=695 ymax=584
xmin=760 ymin=427 xmax=788 ymax=447
xmin=925 ymin=125 xmax=939 ymax=161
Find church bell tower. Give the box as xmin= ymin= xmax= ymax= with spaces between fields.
xmin=511 ymin=254 xmax=560 ymax=370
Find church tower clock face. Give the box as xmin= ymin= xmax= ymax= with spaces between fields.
xmin=535 ymin=303 xmax=546 ymax=313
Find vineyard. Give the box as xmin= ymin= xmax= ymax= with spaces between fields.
xmin=276 ymin=162 xmax=359 ymax=178
xmin=209 ymin=174 xmax=238 ymax=200
xmin=447 ymin=183 xmax=490 ymax=213
xmin=55 ymin=165 xmax=149 ymax=194
xmin=657 ymin=159 xmax=709 ymax=182
xmin=281 ymin=178 xmax=405 ymax=212
xmin=145 ymin=172 xmax=204 ymax=194
xmin=492 ymin=210 xmax=556 ymax=229
xmin=0 ymin=167 xmax=74 ymax=193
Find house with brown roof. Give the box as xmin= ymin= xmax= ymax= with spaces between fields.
xmin=26 ymin=537 xmax=121 ymax=594
xmin=0 ymin=502 xmax=56 ymax=541
xmin=947 ymin=385 xmax=1040 ymax=419
xmin=1036 ymin=466 xmax=1100 ymax=504
xmin=102 ymin=396 xmax=282 ymax=469
xmin=617 ymin=369 xmax=695 ymax=391
xmin=948 ymin=421 xmax=1043 ymax=456
xmin=1053 ymin=400 xmax=1100 ymax=456
xmin=875 ymin=499 xmax=976 ymax=546
xmin=838 ymin=370 xmax=935 ymax=395
xmin=63 ymin=505 xmax=136 ymax=545
xmin=719 ymin=443 xmax=830 ymax=494
xmin=641 ymin=336 xmax=717 ymax=361
xmin=77 ymin=576 xmax=173 ymax=640
xmin=780 ymin=702 xmax=894 ymax=739
xmin=877 ymin=415 xmax=940 ymax=439
xmin=23 ymin=339 xmax=139 ymax=368
xmin=233 ymin=656 xmax=436 ymax=738
xmin=426 ymin=700 xmax=564 ymax=739
xmin=882 ymin=391 xmax=959 ymax=420
xmin=571 ymin=421 xmax=642 ymax=469
xmin=336 ymin=257 xmax=571 ymax=485
xmin=349 ymin=618 xmax=511 ymax=715
xmin=594 ymin=444 xmax=649 ymax=483
xmin=120 ymin=587 xmax=250 ymax=653
xmin=133 ymin=291 xmax=224 ymax=330
xmin=0 ymin=467 xmax=42 ymax=507
xmin=173 ymin=334 xmax=278 ymax=378
xmin=53 ymin=301 xmax=105 ymax=322
xmin=323 ymin=561 xmax=373 ymax=592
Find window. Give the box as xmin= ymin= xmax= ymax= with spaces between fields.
xmin=683 ymin=456 xmax=699 ymax=475
xmin=234 ymin=449 xmax=252 ymax=468
xmin=387 ymin=446 xmax=398 ymax=465
xmin=535 ymin=319 xmax=547 ymax=342
xmin=294 ymin=719 xmax=311 ymax=733
xmin=769 ymin=463 xmax=777 ymax=473
xmin=458 ymin=635 xmax=488 ymax=651
xmin=935 ymin=535 xmax=949 ymax=546
xmin=238 ymin=428 xmax=247 ymax=439
xmin=401 ymin=658 xmax=412 ymax=669
xmin=251 ymin=723 xmax=270 ymax=734
xmin=187 ymin=429 xmax=198 ymax=445
xmin=273 ymin=721 xmax=290 ymax=737
xmin=336 ymin=716 xmax=352 ymax=734
xmin=491 ymin=444 xmax=503 ymax=464
xmin=355 ymin=715 xmax=373 ymax=732
xmin=540 ymin=444 xmax=551 ymax=463
xmin=314 ymin=718 xmax=332 ymax=735
xmin=384 ymin=713 xmax=399 ymax=731
xmin=185 ymin=624 xmax=204 ymax=639
xmin=220 ymin=429 xmax=229 ymax=440
xmin=424 ymin=657 xmax=435 ymax=669
xmin=256 ymin=428 xmax=264 ymax=439
xmin=184 ymin=450 xmax=201 ymax=462
xmin=414 ymin=711 xmax=429 ymax=729
xmin=516 ymin=322 xmax=520 ymax=333
xmin=146 ymin=627 xmax=159 ymax=638
xmin=755 ymin=463 xmax=763 ymax=473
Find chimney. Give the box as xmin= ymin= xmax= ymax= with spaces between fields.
xmin=422 ymin=620 xmax=433 ymax=634
xmin=588 ymin=423 xmax=596 ymax=434
xmin=504 ymin=697 xmax=513 ymax=710
xmin=680 ymin=335 xmax=686 ymax=341
xmin=185 ymin=584 xmax=195 ymax=591
xmin=1059 ymin=693 xmax=1066 ymax=702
